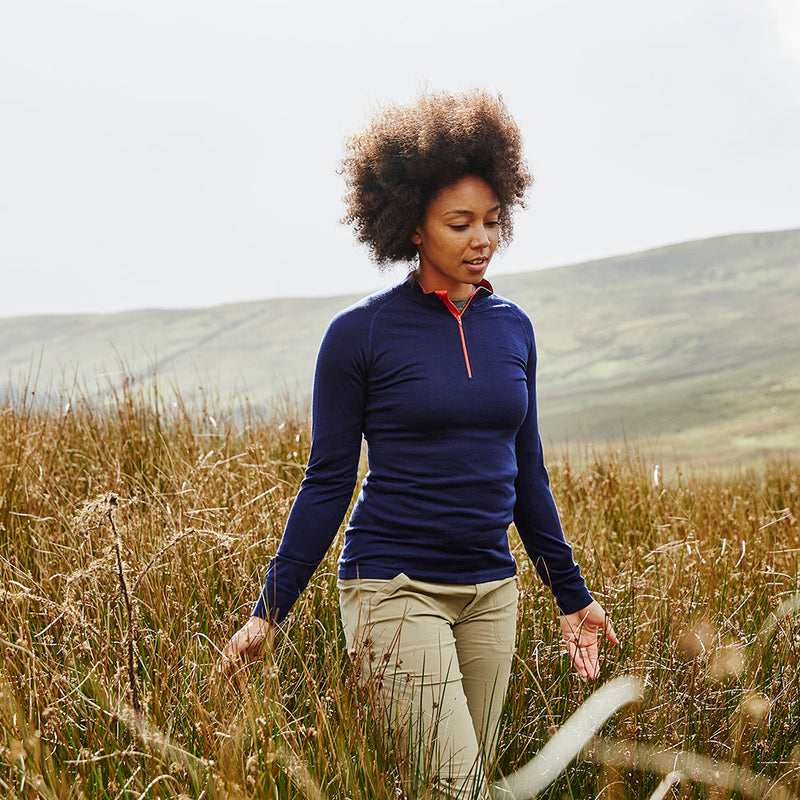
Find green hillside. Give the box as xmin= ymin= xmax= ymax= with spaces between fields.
xmin=2 ymin=228 xmax=798 ymax=467
xmin=492 ymin=229 xmax=800 ymax=465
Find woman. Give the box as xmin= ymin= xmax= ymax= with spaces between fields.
xmin=221 ymin=90 xmax=617 ymax=799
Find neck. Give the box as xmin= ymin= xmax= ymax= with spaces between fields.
xmin=411 ymin=270 xmax=475 ymax=300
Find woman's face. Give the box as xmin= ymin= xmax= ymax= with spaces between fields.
xmin=412 ymin=176 xmax=501 ymax=300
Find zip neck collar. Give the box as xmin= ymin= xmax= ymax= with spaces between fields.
xmin=403 ymin=275 xmax=492 ymax=378
xmin=402 ymin=273 xmax=493 ymax=316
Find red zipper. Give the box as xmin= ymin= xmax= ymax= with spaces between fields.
xmin=456 ymin=315 xmax=473 ymax=378
xmin=437 ymin=290 xmax=477 ymax=379
xmin=416 ymin=279 xmax=492 ymax=380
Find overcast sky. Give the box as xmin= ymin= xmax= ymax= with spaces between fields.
xmin=1 ymin=0 xmax=798 ymax=319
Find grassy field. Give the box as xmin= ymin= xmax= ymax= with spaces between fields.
xmin=1 ymin=380 xmax=799 ymax=799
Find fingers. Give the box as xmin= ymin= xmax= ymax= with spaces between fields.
xmin=217 ymin=642 xmax=243 ymax=679
xmin=216 ymin=616 xmax=272 ymax=680
xmin=559 ymin=601 xmax=619 ymax=679
xmin=216 ymin=643 xmax=257 ymax=687
xmin=603 ymin=615 xmax=619 ymax=646
xmin=218 ymin=645 xmax=244 ymax=678
xmin=563 ymin=602 xmax=618 ymax=645
xmin=566 ymin=640 xmax=599 ymax=680
xmin=565 ymin=629 xmax=602 ymax=679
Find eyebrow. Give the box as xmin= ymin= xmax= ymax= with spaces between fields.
xmin=444 ymin=204 xmax=501 ymax=216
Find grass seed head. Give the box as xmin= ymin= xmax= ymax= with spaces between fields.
xmin=709 ymin=644 xmax=745 ymax=681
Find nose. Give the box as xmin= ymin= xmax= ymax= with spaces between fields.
xmin=470 ymin=225 xmax=492 ymax=250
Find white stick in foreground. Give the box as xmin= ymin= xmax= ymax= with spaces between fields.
xmin=491 ymin=675 xmax=643 ymax=800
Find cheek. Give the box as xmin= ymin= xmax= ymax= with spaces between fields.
xmin=432 ymin=233 xmax=462 ymax=256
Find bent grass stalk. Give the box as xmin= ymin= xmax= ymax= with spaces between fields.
xmin=645 ymin=770 xmax=681 ymax=800
xmin=492 ymin=676 xmax=643 ymax=799
xmin=588 ymin=739 xmax=797 ymax=800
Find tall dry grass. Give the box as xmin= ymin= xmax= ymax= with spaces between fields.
xmin=0 ymin=375 xmax=798 ymax=799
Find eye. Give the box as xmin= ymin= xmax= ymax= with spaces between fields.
xmin=449 ymin=224 xmax=469 ymax=231
xmin=486 ymin=220 xmax=501 ymax=228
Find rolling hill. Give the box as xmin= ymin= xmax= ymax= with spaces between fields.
xmin=2 ymin=228 xmax=798 ymax=467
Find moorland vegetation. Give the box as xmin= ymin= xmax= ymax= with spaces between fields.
xmin=1 ymin=379 xmax=798 ymax=798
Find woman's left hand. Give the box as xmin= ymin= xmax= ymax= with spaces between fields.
xmin=559 ymin=600 xmax=618 ymax=679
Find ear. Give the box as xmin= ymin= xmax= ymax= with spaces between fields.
xmin=412 ymin=230 xmax=422 ymax=246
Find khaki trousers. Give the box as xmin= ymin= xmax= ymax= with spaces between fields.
xmin=339 ymin=574 xmax=518 ymax=799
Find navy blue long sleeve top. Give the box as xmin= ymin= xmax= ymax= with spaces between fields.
xmin=253 ymin=276 xmax=592 ymax=623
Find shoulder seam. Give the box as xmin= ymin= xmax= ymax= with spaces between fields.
xmin=365 ymin=288 xmax=407 ymax=364
xmin=482 ymin=294 xmax=533 ymax=347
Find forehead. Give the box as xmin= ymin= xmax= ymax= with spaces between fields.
xmin=429 ymin=176 xmax=500 ymax=215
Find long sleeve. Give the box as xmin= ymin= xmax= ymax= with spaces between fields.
xmin=512 ymin=317 xmax=593 ymax=615
xmin=253 ymin=309 xmax=367 ymax=623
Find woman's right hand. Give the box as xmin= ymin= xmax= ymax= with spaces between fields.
xmin=218 ymin=615 xmax=273 ymax=678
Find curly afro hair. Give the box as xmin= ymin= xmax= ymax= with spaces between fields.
xmin=340 ymin=90 xmax=532 ymax=267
